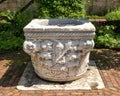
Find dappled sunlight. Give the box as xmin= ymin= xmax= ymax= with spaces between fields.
xmin=0 ymin=59 xmax=12 ymax=67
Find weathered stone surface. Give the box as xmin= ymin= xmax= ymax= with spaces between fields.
xmin=17 ymin=61 xmax=105 ymax=90
xmin=23 ymin=19 xmax=95 ymax=82
xmin=24 ymin=19 xmax=96 ymax=32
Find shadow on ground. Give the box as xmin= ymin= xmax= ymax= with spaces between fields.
xmin=90 ymin=49 xmax=120 ymax=70
xmin=0 ymin=50 xmax=30 ymax=87
xmin=0 ymin=49 xmax=119 ymax=87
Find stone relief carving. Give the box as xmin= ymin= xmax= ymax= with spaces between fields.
xmin=23 ymin=39 xmax=94 ymax=81
xmin=24 ymin=39 xmax=94 ymax=67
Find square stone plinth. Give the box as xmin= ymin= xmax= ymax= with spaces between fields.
xmin=17 ymin=61 xmax=105 ymax=90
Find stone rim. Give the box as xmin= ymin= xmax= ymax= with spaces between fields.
xmin=24 ymin=19 xmax=96 ymax=32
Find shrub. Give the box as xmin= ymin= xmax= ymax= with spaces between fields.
xmin=105 ymin=7 xmax=120 ymax=21
xmin=13 ymin=12 xmax=33 ymax=37
xmin=0 ymin=10 xmax=33 ymax=50
xmin=0 ymin=20 xmax=11 ymax=31
xmin=95 ymin=25 xmax=120 ymax=48
xmin=105 ymin=7 xmax=120 ymax=34
xmin=0 ymin=10 xmax=15 ymax=31
xmin=0 ymin=31 xmax=24 ymax=50
xmin=35 ymin=0 xmax=86 ymax=18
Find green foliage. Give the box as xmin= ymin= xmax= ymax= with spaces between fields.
xmin=0 ymin=10 xmax=33 ymax=50
xmin=105 ymin=7 xmax=120 ymax=21
xmin=0 ymin=31 xmax=24 ymax=50
xmin=0 ymin=10 xmax=15 ymax=21
xmin=35 ymin=0 xmax=86 ymax=18
xmin=13 ymin=12 xmax=33 ymax=37
xmin=0 ymin=10 xmax=15 ymax=31
xmin=105 ymin=8 xmax=120 ymax=34
xmin=95 ymin=8 xmax=120 ymax=48
xmin=0 ymin=20 xmax=11 ymax=31
xmin=95 ymin=25 xmax=120 ymax=48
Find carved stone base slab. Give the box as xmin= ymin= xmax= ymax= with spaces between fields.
xmin=17 ymin=61 xmax=105 ymax=90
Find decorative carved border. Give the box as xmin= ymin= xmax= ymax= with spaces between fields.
xmin=24 ymin=32 xmax=95 ymax=39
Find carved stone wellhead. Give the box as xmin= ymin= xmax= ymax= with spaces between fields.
xmin=23 ymin=19 xmax=96 ymax=82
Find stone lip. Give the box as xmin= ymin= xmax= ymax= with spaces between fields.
xmin=24 ymin=19 xmax=96 ymax=32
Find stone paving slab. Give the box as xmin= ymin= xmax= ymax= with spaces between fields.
xmin=17 ymin=61 xmax=105 ymax=90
